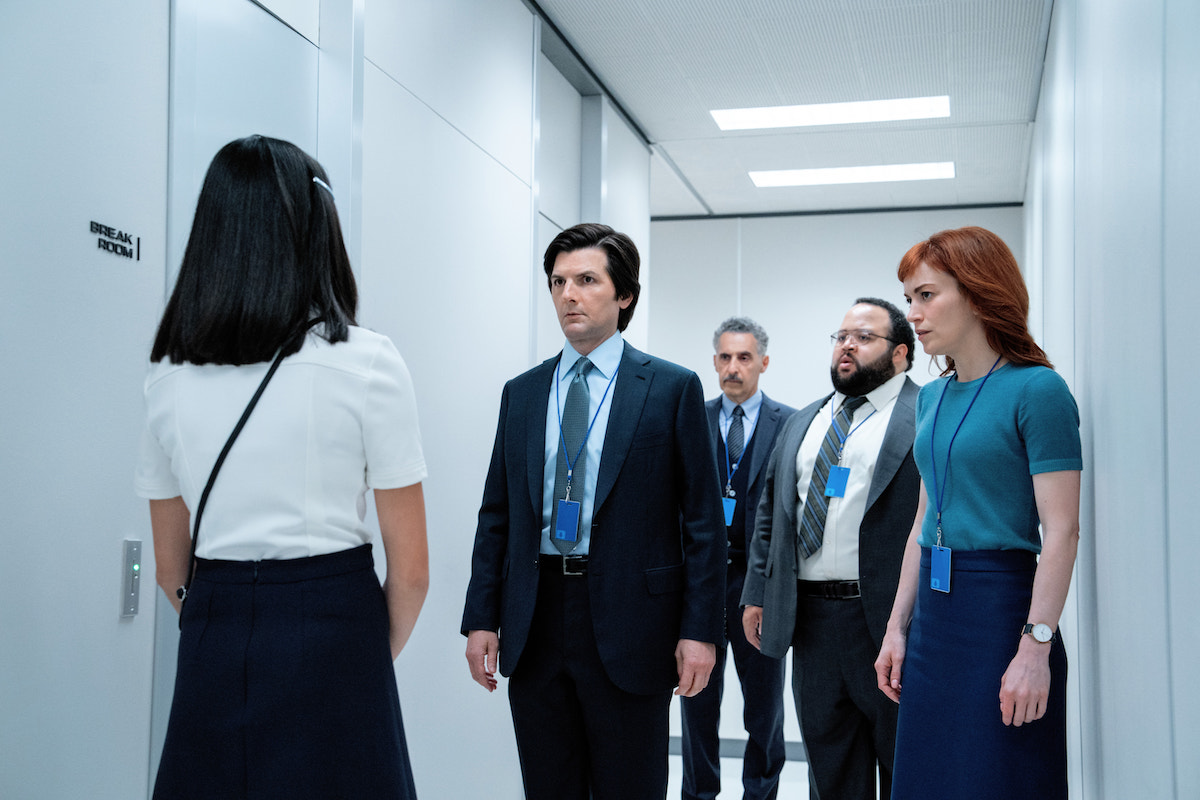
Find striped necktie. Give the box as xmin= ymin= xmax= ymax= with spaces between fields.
xmin=727 ymin=404 xmax=745 ymax=464
xmin=797 ymin=395 xmax=868 ymax=558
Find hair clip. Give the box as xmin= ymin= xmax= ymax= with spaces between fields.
xmin=312 ymin=175 xmax=336 ymax=201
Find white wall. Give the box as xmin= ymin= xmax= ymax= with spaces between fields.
xmin=358 ymin=30 xmax=536 ymax=799
xmin=0 ymin=2 xmax=169 ymax=798
xmin=366 ymin=0 xmax=533 ymax=185
xmin=1161 ymin=1 xmax=1200 ymax=793
xmin=537 ymin=52 xmax=583 ymax=234
xmin=583 ymin=95 xmax=653 ymax=349
xmin=1026 ymin=0 xmax=1199 ymax=797
xmin=1023 ymin=0 xmax=1089 ymax=793
xmin=535 ymin=52 xmax=584 ymax=359
xmin=166 ymin=0 xmax=320 ymax=283
xmin=1 ymin=1 xmax=652 ymax=798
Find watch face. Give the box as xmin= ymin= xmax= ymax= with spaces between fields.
xmin=1032 ymin=623 xmax=1054 ymax=643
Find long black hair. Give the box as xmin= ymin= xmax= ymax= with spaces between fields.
xmin=151 ymin=135 xmax=358 ymax=364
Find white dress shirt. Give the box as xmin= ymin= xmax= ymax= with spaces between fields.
xmin=795 ymin=372 xmax=907 ymax=580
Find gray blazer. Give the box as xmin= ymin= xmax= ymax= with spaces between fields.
xmin=740 ymin=377 xmax=921 ymax=659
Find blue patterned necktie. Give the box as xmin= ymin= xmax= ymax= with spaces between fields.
xmin=551 ymin=358 xmax=592 ymax=554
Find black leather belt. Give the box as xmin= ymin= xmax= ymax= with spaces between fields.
xmin=539 ymin=553 xmax=588 ymax=576
xmin=797 ymin=579 xmax=860 ymax=599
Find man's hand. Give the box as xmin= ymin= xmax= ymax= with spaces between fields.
xmin=674 ymin=638 xmax=717 ymax=697
xmin=465 ymin=630 xmax=499 ymax=692
xmin=742 ymin=605 xmax=764 ymax=650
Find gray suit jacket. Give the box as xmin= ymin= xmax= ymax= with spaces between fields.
xmin=740 ymin=377 xmax=920 ymax=659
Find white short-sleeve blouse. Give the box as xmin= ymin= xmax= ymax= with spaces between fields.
xmin=135 ymin=326 xmax=426 ymax=560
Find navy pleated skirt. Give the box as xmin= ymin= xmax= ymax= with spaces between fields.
xmin=154 ymin=544 xmax=417 ymax=799
xmin=891 ymin=548 xmax=1067 ymax=800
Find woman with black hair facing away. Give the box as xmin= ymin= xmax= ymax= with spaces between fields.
xmin=874 ymin=226 xmax=1081 ymax=799
xmin=135 ymin=135 xmax=428 ymax=798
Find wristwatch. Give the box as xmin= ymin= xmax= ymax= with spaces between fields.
xmin=1022 ymin=622 xmax=1055 ymax=643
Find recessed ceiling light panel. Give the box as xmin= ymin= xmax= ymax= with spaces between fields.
xmin=749 ymin=161 xmax=956 ymax=188
xmin=712 ymin=96 xmax=950 ymax=131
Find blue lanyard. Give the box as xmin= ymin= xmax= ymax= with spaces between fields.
xmin=829 ymin=397 xmax=876 ymax=461
xmin=555 ymin=357 xmax=619 ymax=497
xmin=928 ymin=356 xmax=1002 ymax=547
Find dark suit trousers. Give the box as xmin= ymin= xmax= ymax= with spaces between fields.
xmin=508 ymin=567 xmax=672 ymax=800
xmin=793 ymin=594 xmax=897 ymax=800
xmin=681 ymin=562 xmax=786 ymax=800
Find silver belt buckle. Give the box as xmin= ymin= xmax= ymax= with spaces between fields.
xmin=562 ymin=555 xmax=586 ymax=576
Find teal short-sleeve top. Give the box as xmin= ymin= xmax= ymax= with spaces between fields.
xmin=914 ymin=363 xmax=1082 ymax=553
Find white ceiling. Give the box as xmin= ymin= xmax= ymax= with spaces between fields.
xmin=533 ymin=0 xmax=1053 ymax=218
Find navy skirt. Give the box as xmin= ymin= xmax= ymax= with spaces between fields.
xmin=891 ymin=549 xmax=1067 ymax=800
xmin=154 ymin=544 xmax=417 ymax=799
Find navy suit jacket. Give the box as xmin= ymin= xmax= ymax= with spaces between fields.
xmin=706 ymin=393 xmax=797 ymax=555
xmin=462 ymin=342 xmax=727 ymax=695
xmin=741 ymin=378 xmax=920 ymax=659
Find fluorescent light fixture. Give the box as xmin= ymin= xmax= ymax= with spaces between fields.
xmin=711 ymin=96 xmax=950 ymax=131
xmin=750 ymin=161 xmax=956 ymax=188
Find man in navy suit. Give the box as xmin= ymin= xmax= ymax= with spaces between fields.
xmin=681 ymin=317 xmax=795 ymax=800
xmin=461 ymin=223 xmax=726 ymax=800
xmin=742 ymin=298 xmax=920 ymax=800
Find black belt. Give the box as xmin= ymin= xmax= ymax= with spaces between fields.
xmin=539 ymin=553 xmax=588 ymax=576
xmin=797 ymin=579 xmax=860 ymax=599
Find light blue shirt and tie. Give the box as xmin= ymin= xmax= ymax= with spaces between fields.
xmin=718 ymin=389 xmax=765 ymax=461
xmin=540 ymin=331 xmax=624 ymax=555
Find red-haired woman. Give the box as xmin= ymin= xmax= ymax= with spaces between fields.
xmin=874 ymin=226 xmax=1081 ymax=799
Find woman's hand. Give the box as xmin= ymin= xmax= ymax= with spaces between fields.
xmin=875 ymin=483 xmax=926 ymax=703
xmin=998 ymin=469 xmax=1078 ymax=725
xmin=874 ymin=627 xmax=908 ymax=703
xmin=999 ymin=636 xmax=1052 ymax=726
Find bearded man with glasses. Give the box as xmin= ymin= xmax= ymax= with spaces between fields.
xmin=741 ymin=297 xmax=920 ymax=800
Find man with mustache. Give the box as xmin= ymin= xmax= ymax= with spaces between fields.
xmin=741 ymin=298 xmax=919 ymax=800
xmin=681 ymin=318 xmax=795 ymax=800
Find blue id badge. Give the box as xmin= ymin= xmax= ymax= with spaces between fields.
xmin=931 ymin=545 xmax=952 ymax=593
xmin=555 ymin=499 xmax=581 ymax=543
xmin=824 ymin=465 xmax=850 ymax=498
xmin=722 ymin=496 xmax=736 ymax=526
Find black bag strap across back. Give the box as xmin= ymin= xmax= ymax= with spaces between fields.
xmin=176 ymin=319 xmax=321 ymax=612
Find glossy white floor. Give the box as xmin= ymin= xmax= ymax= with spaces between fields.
xmin=665 ymin=755 xmax=812 ymax=799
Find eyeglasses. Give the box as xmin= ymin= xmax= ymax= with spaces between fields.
xmin=830 ymin=330 xmax=896 ymax=347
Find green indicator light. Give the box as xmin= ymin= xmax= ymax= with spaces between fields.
xmin=133 ymin=564 xmax=140 ymax=571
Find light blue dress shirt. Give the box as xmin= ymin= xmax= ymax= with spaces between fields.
xmin=718 ymin=389 xmax=764 ymax=455
xmin=540 ymin=332 xmax=624 ymax=555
